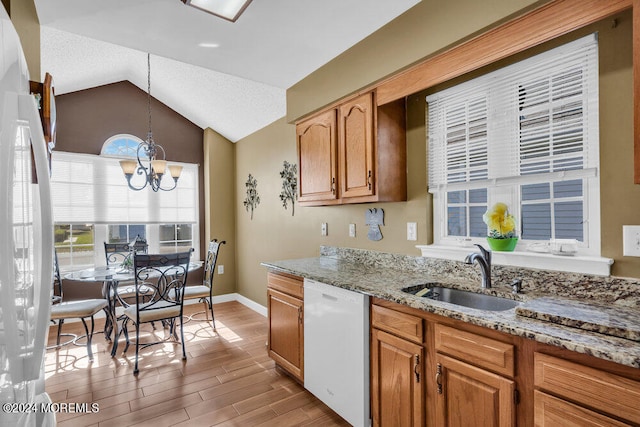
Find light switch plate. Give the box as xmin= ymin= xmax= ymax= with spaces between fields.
xmin=623 ymin=225 xmax=640 ymax=256
xmin=321 ymin=222 xmax=328 ymax=236
xmin=407 ymin=222 xmax=417 ymax=241
xmin=218 ymin=265 xmax=224 ymax=274
xmin=349 ymin=223 xmax=356 ymax=237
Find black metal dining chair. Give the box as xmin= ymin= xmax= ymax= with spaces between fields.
xmin=104 ymin=235 xmax=148 ymax=266
xmin=103 ymin=236 xmax=149 ymax=338
xmin=49 ymin=250 xmax=109 ymax=361
xmin=183 ymin=239 xmax=225 ymax=329
xmin=118 ymin=250 xmax=192 ymax=375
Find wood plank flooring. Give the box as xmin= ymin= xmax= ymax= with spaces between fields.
xmin=45 ymin=301 xmax=350 ymax=427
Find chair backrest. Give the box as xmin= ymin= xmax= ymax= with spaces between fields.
xmin=133 ymin=250 xmax=193 ymax=310
xmin=53 ymin=249 xmax=63 ymax=302
xmin=104 ymin=236 xmax=148 ymax=265
xmin=203 ymin=239 xmax=226 ymax=290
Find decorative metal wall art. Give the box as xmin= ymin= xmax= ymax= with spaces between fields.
xmin=279 ymin=161 xmax=298 ymax=216
xmin=243 ymin=174 xmax=260 ymax=219
xmin=366 ymin=208 xmax=384 ymax=241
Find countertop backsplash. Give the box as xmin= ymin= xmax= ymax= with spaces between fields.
xmin=319 ymin=245 xmax=640 ymax=308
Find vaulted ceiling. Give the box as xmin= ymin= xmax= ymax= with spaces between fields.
xmin=34 ymin=0 xmax=420 ymax=141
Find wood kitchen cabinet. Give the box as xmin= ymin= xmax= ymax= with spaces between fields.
xmin=296 ymin=109 xmax=338 ymax=203
xmin=371 ymin=297 xmax=640 ymax=427
xmin=267 ymin=272 xmax=304 ymax=382
xmin=434 ymin=324 xmax=516 ymax=427
xmin=371 ymin=305 xmax=424 ymax=427
xmin=296 ymin=91 xmax=406 ymax=206
xmin=534 ymin=353 xmax=640 ymax=426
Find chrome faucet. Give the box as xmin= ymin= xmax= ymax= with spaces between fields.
xmin=465 ymin=244 xmax=492 ymax=288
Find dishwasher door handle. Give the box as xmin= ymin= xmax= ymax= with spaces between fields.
xmin=321 ymin=293 xmax=339 ymax=302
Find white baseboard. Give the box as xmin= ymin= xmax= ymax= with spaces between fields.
xmin=57 ymin=293 xmax=267 ymax=324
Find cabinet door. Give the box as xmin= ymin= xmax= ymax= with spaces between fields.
xmin=435 ymin=353 xmax=515 ymax=427
xmin=339 ymin=92 xmax=375 ymax=199
xmin=297 ymin=109 xmax=338 ymax=203
xmin=267 ymin=288 xmax=303 ymax=381
xmin=371 ymin=329 xmax=423 ymax=427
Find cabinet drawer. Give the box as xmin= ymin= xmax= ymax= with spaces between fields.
xmin=371 ymin=304 xmax=423 ymax=344
xmin=534 ymin=353 xmax=640 ymax=424
xmin=267 ymin=272 xmax=303 ymax=299
xmin=434 ymin=324 xmax=514 ymax=378
xmin=534 ymin=390 xmax=630 ymax=427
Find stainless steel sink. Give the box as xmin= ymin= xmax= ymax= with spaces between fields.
xmin=403 ymin=284 xmax=519 ymax=311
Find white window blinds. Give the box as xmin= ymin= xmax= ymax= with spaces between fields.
xmin=427 ymin=34 xmax=599 ymax=193
xmin=427 ymin=34 xmax=599 ymax=251
xmin=50 ymin=151 xmax=199 ymax=224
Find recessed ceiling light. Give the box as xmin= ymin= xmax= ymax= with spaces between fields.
xmin=198 ymin=42 xmax=220 ymax=48
xmin=181 ymin=0 xmax=253 ymax=22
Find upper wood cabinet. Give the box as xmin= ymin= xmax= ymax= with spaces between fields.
xmin=297 ymin=109 xmax=338 ymax=203
xmin=339 ymin=93 xmax=375 ymax=199
xmin=296 ymin=91 xmax=406 ymax=206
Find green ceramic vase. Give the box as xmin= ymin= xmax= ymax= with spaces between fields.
xmin=486 ymin=237 xmax=518 ymax=252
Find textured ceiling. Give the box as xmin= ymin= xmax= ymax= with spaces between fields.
xmin=34 ymin=0 xmax=420 ymax=142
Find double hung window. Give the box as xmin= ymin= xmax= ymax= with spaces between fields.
xmin=427 ymin=34 xmax=600 ymax=255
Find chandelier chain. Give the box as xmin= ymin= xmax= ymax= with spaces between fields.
xmin=147 ymin=53 xmax=152 ymax=137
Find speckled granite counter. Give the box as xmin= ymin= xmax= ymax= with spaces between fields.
xmin=261 ymin=246 xmax=640 ymax=369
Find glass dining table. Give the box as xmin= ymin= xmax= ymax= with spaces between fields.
xmin=64 ymin=262 xmax=202 ymax=356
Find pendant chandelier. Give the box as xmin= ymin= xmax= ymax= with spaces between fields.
xmin=119 ymin=53 xmax=182 ymax=192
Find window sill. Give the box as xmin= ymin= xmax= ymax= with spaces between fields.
xmin=416 ymin=245 xmax=613 ymax=276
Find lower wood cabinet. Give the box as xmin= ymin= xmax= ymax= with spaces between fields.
xmin=435 ymin=353 xmax=515 ymax=427
xmin=534 ymin=391 xmax=630 ymax=427
xmin=371 ymin=303 xmax=424 ymax=426
xmin=534 ymin=352 xmax=640 ymax=426
xmin=267 ymin=272 xmax=304 ymax=382
xmin=370 ymin=298 xmax=640 ymax=427
xmin=371 ymin=328 xmax=424 ymax=426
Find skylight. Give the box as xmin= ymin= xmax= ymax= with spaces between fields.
xmin=181 ymin=0 xmax=253 ymax=22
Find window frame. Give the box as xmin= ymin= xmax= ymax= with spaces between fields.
xmin=428 ymin=34 xmax=601 ymax=258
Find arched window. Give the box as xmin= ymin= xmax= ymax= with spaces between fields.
xmin=100 ymin=134 xmax=148 ymax=159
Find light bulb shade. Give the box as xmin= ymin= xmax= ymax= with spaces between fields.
xmin=151 ymin=159 xmax=167 ymax=175
xmin=168 ymin=164 xmax=183 ymax=179
xmin=120 ymin=159 xmax=137 ymax=175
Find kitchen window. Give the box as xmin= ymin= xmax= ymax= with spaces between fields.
xmin=50 ymin=148 xmax=200 ymax=270
xmin=159 ymin=224 xmax=194 ymax=253
xmin=54 ymin=224 xmax=95 ymax=269
xmin=427 ymin=34 xmax=601 ymax=258
xmin=108 ymin=224 xmax=146 ymax=243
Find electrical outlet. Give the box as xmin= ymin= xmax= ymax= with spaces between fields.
xmin=407 ymin=222 xmax=417 ymax=241
xmin=349 ymin=223 xmax=356 ymax=237
xmin=218 ymin=265 xmax=224 ymax=274
xmin=321 ymin=222 xmax=328 ymax=236
xmin=623 ymin=226 xmax=640 ymax=256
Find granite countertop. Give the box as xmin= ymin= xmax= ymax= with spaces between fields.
xmin=262 ymin=254 xmax=640 ymax=369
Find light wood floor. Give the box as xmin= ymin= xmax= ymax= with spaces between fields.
xmin=45 ymin=301 xmax=350 ymax=427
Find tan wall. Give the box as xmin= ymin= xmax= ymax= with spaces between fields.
xmin=286 ymin=0 xmax=545 ymax=122
xmin=9 ymin=0 xmax=40 ymax=81
xmin=237 ymin=5 xmax=638 ymax=308
xmin=203 ymin=128 xmax=237 ymax=296
xmin=236 ymin=106 xmax=429 ymax=308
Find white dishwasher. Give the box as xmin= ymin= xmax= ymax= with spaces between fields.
xmin=304 ymin=279 xmax=370 ymax=427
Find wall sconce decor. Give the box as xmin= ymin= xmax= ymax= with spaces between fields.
xmin=243 ymin=173 xmax=260 ymax=219
xmin=279 ymin=161 xmax=298 ymax=216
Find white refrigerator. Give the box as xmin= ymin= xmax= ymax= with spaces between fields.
xmin=0 ymin=4 xmax=56 ymax=427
